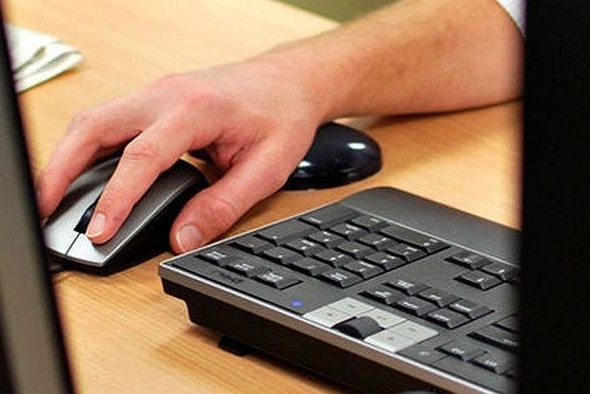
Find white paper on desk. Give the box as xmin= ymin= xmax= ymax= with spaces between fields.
xmin=4 ymin=24 xmax=83 ymax=92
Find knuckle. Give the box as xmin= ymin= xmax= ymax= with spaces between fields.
xmin=68 ymin=109 xmax=100 ymax=134
xmin=123 ymin=138 xmax=160 ymax=163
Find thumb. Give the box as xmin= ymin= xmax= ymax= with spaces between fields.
xmin=169 ymin=151 xmax=295 ymax=253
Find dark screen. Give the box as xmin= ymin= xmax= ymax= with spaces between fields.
xmin=521 ymin=0 xmax=590 ymax=392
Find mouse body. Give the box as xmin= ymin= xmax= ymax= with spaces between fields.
xmin=282 ymin=122 xmax=382 ymax=190
xmin=44 ymin=157 xmax=208 ymax=272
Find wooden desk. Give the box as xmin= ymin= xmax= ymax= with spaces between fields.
xmin=6 ymin=0 xmax=521 ymax=392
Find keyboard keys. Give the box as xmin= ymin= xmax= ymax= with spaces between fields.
xmin=449 ymin=299 xmax=494 ymax=320
xmin=358 ymin=233 xmax=396 ymax=251
xmin=364 ymin=252 xmax=405 ymax=271
xmin=285 ymin=239 xmax=323 ymax=256
xmin=291 ymin=258 xmax=331 ymax=277
xmin=330 ymin=297 xmax=374 ymax=315
xmin=165 ymin=192 xmax=521 ymax=394
xmin=380 ymin=225 xmax=448 ymax=253
xmin=386 ymin=243 xmax=427 ymax=262
xmin=226 ymin=259 xmax=267 ymax=278
xmin=386 ymin=278 xmax=430 ymax=296
xmin=427 ymin=309 xmax=470 ymax=329
xmin=304 ymin=306 xmax=354 ymax=328
xmin=231 ymin=235 xmax=273 ymax=254
xmin=300 ymin=205 xmax=357 ymax=229
xmin=335 ymin=316 xmax=382 ymax=339
xmin=470 ymin=325 xmax=519 ymax=352
xmin=315 ymin=249 xmax=354 ymax=267
xmin=257 ymin=220 xmax=315 ymax=245
xmin=481 ymin=262 xmax=517 ymax=281
xmin=197 ymin=248 xmax=236 ymax=267
xmin=261 ymin=246 xmax=301 ymax=265
xmin=361 ymin=286 xmax=404 ymax=306
xmin=364 ymin=329 xmax=416 ymax=353
xmin=358 ymin=308 xmax=406 ymax=329
xmin=366 ymin=321 xmax=438 ymax=352
xmin=418 ymin=288 xmax=460 ymax=307
xmin=395 ymin=296 xmax=438 ymax=317
xmin=343 ymin=261 xmax=383 ymax=279
xmin=349 ymin=215 xmax=388 ymax=232
xmin=447 ymin=251 xmax=492 ymax=270
xmin=330 ymin=223 xmax=367 ymax=241
xmin=439 ymin=340 xmax=487 ymax=361
xmin=472 ymin=352 xmax=515 ymax=374
xmin=255 ymin=270 xmax=301 ymax=290
xmin=307 ymin=231 xmax=345 ymax=248
xmin=303 ymin=297 xmax=373 ymax=328
xmin=321 ymin=269 xmax=363 ymax=288
xmin=395 ymin=297 xmax=437 ymax=316
xmin=399 ymin=345 xmax=446 ymax=366
xmin=456 ymin=270 xmax=502 ymax=290
xmin=336 ymin=241 xmax=374 ymax=259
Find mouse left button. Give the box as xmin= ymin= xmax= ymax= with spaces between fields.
xmin=74 ymin=196 xmax=100 ymax=233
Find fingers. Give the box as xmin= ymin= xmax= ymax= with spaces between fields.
xmin=36 ymin=95 xmax=149 ymax=218
xmin=85 ymin=117 xmax=201 ymax=244
xmin=170 ymin=141 xmax=303 ymax=253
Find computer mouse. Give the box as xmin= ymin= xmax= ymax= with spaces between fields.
xmin=44 ymin=156 xmax=208 ymax=273
xmin=282 ymin=122 xmax=382 ymax=190
xmin=189 ymin=122 xmax=382 ymax=191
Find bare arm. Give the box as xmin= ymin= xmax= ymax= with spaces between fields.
xmin=270 ymin=0 xmax=523 ymax=118
xmin=36 ymin=0 xmax=523 ymax=253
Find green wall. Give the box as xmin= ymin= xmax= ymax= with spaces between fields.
xmin=278 ymin=0 xmax=394 ymax=22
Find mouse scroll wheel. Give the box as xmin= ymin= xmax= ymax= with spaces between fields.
xmin=74 ymin=196 xmax=100 ymax=234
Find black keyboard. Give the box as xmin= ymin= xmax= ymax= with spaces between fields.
xmin=159 ymin=187 xmax=519 ymax=393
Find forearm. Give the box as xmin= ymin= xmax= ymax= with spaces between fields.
xmin=262 ymin=0 xmax=524 ymax=120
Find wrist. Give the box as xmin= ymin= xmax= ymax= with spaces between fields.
xmin=257 ymin=35 xmax=363 ymax=123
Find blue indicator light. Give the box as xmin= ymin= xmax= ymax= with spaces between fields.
xmin=291 ymin=300 xmax=304 ymax=308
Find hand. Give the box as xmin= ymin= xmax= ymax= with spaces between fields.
xmin=36 ymin=55 xmax=328 ymax=253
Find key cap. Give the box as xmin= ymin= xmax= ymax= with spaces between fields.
xmin=456 ymin=271 xmax=502 ymax=290
xmin=343 ymin=261 xmax=383 ymax=279
xmin=321 ymin=269 xmax=362 ymax=288
xmin=447 ymin=251 xmax=492 ymax=270
xmin=255 ymin=270 xmax=301 ymax=290
xmin=291 ymin=258 xmax=331 ymax=277
xmin=386 ymin=244 xmax=427 ymax=262
xmin=364 ymin=252 xmax=405 ymax=271
xmin=470 ymin=325 xmax=519 ymax=352
xmin=439 ymin=340 xmax=487 ymax=361
xmin=335 ymin=316 xmax=382 ymax=339
xmin=336 ymin=241 xmax=374 ymax=259
xmin=350 ymin=215 xmax=388 ymax=232
xmin=315 ymin=249 xmax=354 ymax=267
xmin=395 ymin=297 xmax=438 ymax=317
xmin=449 ymin=299 xmax=494 ymax=320
xmin=386 ymin=278 xmax=430 ymax=296
xmin=257 ymin=220 xmax=316 ymax=245
xmin=380 ymin=225 xmax=448 ymax=253
xmin=231 ymin=235 xmax=273 ymax=254
xmin=300 ymin=205 xmax=357 ymax=229
xmin=261 ymin=246 xmax=301 ymax=265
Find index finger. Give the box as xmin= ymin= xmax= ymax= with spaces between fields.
xmin=36 ymin=94 xmax=149 ymax=218
xmin=84 ymin=116 xmax=200 ymax=244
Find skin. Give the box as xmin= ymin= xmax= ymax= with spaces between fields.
xmin=36 ymin=0 xmax=523 ymax=254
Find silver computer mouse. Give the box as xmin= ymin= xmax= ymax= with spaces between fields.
xmin=43 ymin=156 xmax=208 ymax=273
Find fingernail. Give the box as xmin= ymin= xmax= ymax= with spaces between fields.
xmin=176 ymin=224 xmax=203 ymax=252
xmin=86 ymin=212 xmax=106 ymax=239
